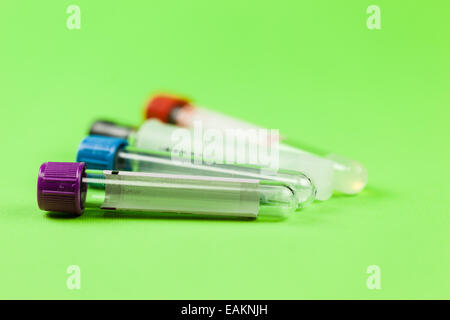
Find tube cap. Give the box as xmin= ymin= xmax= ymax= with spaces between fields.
xmin=89 ymin=120 xmax=135 ymax=139
xmin=37 ymin=162 xmax=86 ymax=215
xmin=145 ymin=94 xmax=190 ymax=123
xmin=77 ymin=135 xmax=129 ymax=170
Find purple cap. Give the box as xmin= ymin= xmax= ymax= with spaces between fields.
xmin=37 ymin=162 xmax=87 ymax=215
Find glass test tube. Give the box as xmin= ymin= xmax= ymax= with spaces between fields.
xmin=76 ymin=135 xmax=316 ymax=208
xmin=37 ymin=162 xmax=297 ymax=219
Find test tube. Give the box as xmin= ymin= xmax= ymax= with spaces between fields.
xmin=89 ymin=119 xmax=335 ymax=200
xmin=144 ymin=94 xmax=367 ymax=195
xmin=37 ymin=162 xmax=297 ymax=219
xmin=76 ymin=135 xmax=316 ymax=208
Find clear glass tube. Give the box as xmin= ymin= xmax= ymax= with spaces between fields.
xmin=84 ymin=170 xmax=296 ymax=219
xmin=114 ymin=147 xmax=316 ymax=208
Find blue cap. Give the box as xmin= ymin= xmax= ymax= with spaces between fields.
xmin=76 ymin=135 xmax=129 ymax=170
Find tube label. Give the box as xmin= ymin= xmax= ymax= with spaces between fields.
xmin=101 ymin=171 xmax=260 ymax=218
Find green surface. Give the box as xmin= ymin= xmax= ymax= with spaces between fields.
xmin=0 ymin=0 xmax=449 ymax=299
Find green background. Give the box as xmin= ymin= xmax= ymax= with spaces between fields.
xmin=0 ymin=0 xmax=449 ymax=299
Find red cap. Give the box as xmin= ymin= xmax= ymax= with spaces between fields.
xmin=145 ymin=94 xmax=190 ymax=123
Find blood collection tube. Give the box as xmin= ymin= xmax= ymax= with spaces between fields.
xmin=76 ymin=135 xmax=316 ymax=208
xmin=89 ymin=119 xmax=334 ymax=200
xmin=144 ymin=94 xmax=367 ymax=195
xmin=37 ymin=162 xmax=297 ymax=219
